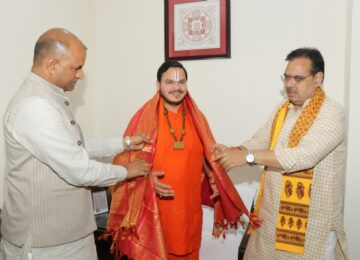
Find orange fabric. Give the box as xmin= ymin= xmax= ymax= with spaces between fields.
xmin=153 ymin=100 xmax=203 ymax=254
xmin=167 ymin=249 xmax=200 ymax=260
xmin=106 ymin=95 xmax=166 ymax=260
xmin=105 ymin=93 xmax=257 ymax=260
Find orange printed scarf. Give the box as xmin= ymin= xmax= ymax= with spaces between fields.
xmin=105 ymin=93 xmax=259 ymax=260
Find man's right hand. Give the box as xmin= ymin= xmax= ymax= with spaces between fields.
xmin=124 ymin=134 xmax=152 ymax=151
xmin=125 ymin=160 xmax=150 ymax=179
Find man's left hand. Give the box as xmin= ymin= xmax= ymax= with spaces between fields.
xmin=212 ymin=144 xmax=247 ymax=171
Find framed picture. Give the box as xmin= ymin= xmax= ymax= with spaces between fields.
xmin=165 ymin=0 xmax=230 ymax=60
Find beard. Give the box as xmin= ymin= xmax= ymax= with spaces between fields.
xmin=159 ymin=89 xmax=186 ymax=106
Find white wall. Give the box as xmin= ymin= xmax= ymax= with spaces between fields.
xmin=90 ymin=0 xmax=165 ymax=139
xmin=0 ymin=0 xmax=357 ymax=257
xmin=344 ymin=0 xmax=360 ymax=258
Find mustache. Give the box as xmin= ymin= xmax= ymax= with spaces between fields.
xmin=159 ymin=90 xmax=185 ymax=106
xmin=169 ymin=90 xmax=184 ymax=94
xmin=286 ymin=87 xmax=297 ymax=94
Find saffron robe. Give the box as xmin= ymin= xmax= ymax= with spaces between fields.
xmin=153 ymin=99 xmax=203 ymax=255
xmin=106 ymin=93 xmax=257 ymax=260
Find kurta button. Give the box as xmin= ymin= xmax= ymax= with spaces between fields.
xmin=65 ymin=101 xmax=70 ymax=106
xmin=77 ymin=141 xmax=82 ymax=146
xmin=71 ymin=120 xmax=75 ymax=125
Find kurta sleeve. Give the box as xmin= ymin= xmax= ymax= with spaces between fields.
xmin=274 ymin=100 xmax=346 ymax=173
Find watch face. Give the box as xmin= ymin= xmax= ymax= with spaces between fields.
xmin=246 ymin=153 xmax=255 ymax=163
xmin=125 ymin=136 xmax=131 ymax=147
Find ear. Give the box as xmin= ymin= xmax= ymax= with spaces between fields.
xmin=314 ymin=72 xmax=324 ymax=86
xmin=156 ymin=80 xmax=160 ymax=91
xmin=46 ymin=58 xmax=59 ymax=74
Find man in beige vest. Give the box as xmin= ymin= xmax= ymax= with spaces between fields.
xmin=0 ymin=28 xmax=150 ymax=260
xmin=213 ymin=48 xmax=348 ymax=260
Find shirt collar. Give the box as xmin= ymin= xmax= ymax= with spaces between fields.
xmin=28 ymin=72 xmax=68 ymax=99
xmin=287 ymin=98 xmax=312 ymax=112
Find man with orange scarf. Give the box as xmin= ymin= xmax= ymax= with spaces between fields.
xmin=213 ymin=48 xmax=348 ymax=260
xmin=105 ymin=61 xmax=258 ymax=260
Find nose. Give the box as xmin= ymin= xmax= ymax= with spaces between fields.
xmin=287 ymin=78 xmax=297 ymax=84
xmin=76 ymin=69 xmax=85 ymax=79
xmin=284 ymin=78 xmax=296 ymax=88
xmin=173 ymin=82 xmax=182 ymax=89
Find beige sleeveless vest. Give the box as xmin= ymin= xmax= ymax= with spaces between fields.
xmin=1 ymin=72 xmax=96 ymax=247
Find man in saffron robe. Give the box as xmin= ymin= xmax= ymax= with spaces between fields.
xmin=106 ymin=61 xmax=258 ymax=260
xmin=150 ymin=61 xmax=203 ymax=259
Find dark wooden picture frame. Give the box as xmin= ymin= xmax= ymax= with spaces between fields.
xmin=165 ymin=0 xmax=231 ymax=60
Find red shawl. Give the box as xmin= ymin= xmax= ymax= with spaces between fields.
xmin=105 ymin=93 xmax=258 ymax=260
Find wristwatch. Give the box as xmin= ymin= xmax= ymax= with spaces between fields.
xmin=124 ymin=136 xmax=131 ymax=150
xmin=246 ymin=150 xmax=255 ymax=166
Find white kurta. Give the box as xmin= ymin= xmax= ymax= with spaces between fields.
xmin=1 ymin=72 xmax=127 ymax=259
xmin=243 ymin=96 xmax=348 ymax=260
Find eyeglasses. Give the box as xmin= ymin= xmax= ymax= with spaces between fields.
xmin=280 ymin=74 xmax=314 ymax=83
xmin=162 ymin=80 xmax=187 ymax=86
